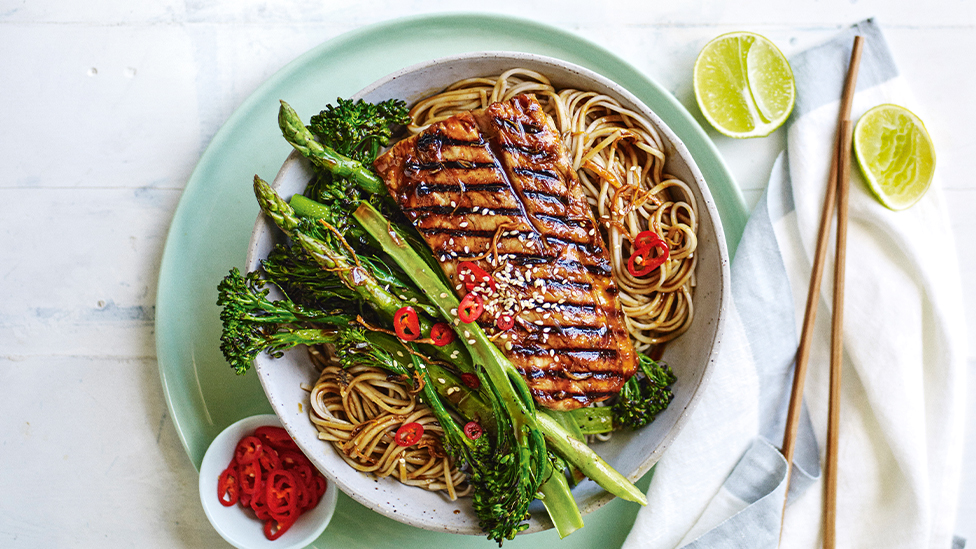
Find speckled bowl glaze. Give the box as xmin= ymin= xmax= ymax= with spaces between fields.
xmin=245 ymin=52 xmax=729 ymax=536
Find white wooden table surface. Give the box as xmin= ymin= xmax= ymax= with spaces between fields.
xmin=1 ymin=1 xmax=973 ymax=546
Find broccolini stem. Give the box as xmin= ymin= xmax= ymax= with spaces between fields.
xmin=278 ymin=100 xmax=387 ymax=196
xmin=536 ymin=412 xmax=648 ymax=505
xmin=290 ymin=194 xmax=333 ymax=220
xmin=538 ymin=464 xmax=584 ymax=538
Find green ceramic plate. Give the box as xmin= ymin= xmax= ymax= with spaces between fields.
xmin=156 ymin=12 xmax=747 ymax=548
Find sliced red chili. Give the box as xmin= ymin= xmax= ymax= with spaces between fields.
xmin=234 ymin=435 xmax=263 ymax=465
xmin=250 ymin=487 xmax=271 ymax=520
xmin=393 ymin=306 xmax=421 ymax=341
xmin=264 ymin=515 xmax=297 ymax=541
xmin=238 ymin=490 xmax=252 ymax=508
xmin=254 ymin=426 xmax=299 ymax=452
xmin=634 ymin=230 xmax=663 ymax=249
xmin=278 ymin=449 xmax=312 ymax=470
xmin=217 ymin=465 xmax=240 ymax=507
xmin=257 ymin=445 xmax=282 ymax=474
xmin=279 ymin=452 xmax=313 ymax=488
xmin=464 ymin=421 xmax=483 ymax=440
xmin=460 ymin=373 xmax=481 ymax=389
xmin=265 ymin=469 xmax=300 ymax=516
xmin=313 ymin=475 xmax=328 ymax=498
xmin=430 ymin=322 xmax=455 ymax=347
xmin=495 ymin=313 xmax=514 ymax=331
xmin=394 ymin=422 xmax=424 ymax=447
xmin=458 ymin=293 xmax=484 ymax=323
xmin=627 ymin=239 xmax=670 ymax=277
xmin=458 ymin=261 xmax=496 ymax=292
xmin=219 ymin=427 xmax=326 ymax=537
xmin=237 ymin=460 xmax=263 ymax=495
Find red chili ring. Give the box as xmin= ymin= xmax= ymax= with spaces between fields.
xmin=430 ymin=322 xmax=456 ymax=347
xmin=394 ymin=422 xmax=424 ymax=447
xmin=627 ymin=240 xmax=670 ymax=277
xmin=464 ymin=421 xmax=483 ymax=440
xmin=394 ymin=306 xmax=421 ymax=341
xmin=458 ymin=293 xmax=484 ymax=324
xmin=458 ymin=261 xmax=496 ymax=292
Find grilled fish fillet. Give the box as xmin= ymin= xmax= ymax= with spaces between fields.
xmin=374 ymin=94 xmax=637 ymax=411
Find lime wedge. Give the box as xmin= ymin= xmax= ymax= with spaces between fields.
xmin=853 ymin=104 xmax=936 ymax=210
xmin=693 ymin=32 xmax=795 ymax=138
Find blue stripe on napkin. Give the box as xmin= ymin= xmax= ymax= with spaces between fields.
xmin=789 ymin=19 xmax=899 ymax=119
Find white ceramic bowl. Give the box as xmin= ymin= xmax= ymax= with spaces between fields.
xmin=199 ymin=414 xmax=339 ymax=549
xmin=245 ymin=52 xmax=729 ymax=535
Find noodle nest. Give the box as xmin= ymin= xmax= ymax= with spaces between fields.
xmin=307 ymin=348 xmax=471 ymax=500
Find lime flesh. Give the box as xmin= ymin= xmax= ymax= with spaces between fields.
xmin=853 ymin=104 xmax=936 ymax=211
xmin=694 ymin=32 xmax=795 ymax=138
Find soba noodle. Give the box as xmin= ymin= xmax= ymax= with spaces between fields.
xmin=306 ymin=347 xmax=471 ymax=499
xmin=408 ymin=68 xmax=699 ymax=350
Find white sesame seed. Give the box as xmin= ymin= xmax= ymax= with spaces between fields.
xmin=438 ymin=378 xmax=446 ymax=384
xmin=534 ymin=320 xmax=544 ymax=325
xmin=468 ymin=339 xmax=476 ymax=344
xmin=440 ymin=292 xmax=449 ymax=298
xmin=464 ymin=330 xmax=471 ymax=337
xmin=554 ymin=356 xmax=560 ymax=362
xmin=451 ymin=201 xmax=457 ymax=207
xmin=505 ymin=341 xmax=513 ymax=350
xmin=397 ymin=351 xmax=404 ymax=357
xmin=460 ymin=221 xmax=469 ymax=228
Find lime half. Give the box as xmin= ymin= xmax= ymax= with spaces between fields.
xmin=693 ymin=32 xmax=795 ymax=138
xmin=853 ymin=104 xmax=936 ymax=210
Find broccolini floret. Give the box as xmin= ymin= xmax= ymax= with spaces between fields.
xmin=215 ymin=268 xmax=357 ymax=374
xmin=307 ymin=97 xmax=410 ymax=163
xmin=303 ymin=97 xmax=409 ymax=206
xmin=611 ymin=355 xmax=677 ymax=429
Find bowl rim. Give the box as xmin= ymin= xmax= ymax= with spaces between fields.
xmin=198 ymin=413 xmax=339 ymax=549
xmin=244 ymin=50 xmax=729 ymax=536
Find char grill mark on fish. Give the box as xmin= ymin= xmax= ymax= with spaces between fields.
xmin=374 ymin=94 xmax=638 ymax=411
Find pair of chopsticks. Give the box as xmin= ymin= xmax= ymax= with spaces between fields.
xmin=778 ymin=36 xmax=865 ymax=548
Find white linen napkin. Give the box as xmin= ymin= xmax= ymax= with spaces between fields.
xmin=623 ymin=19 xmax=968 ymax=549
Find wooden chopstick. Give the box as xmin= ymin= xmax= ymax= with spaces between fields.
xmin=823 ymin=117 xmax=852 ymax=549
xmin=778 ymin=35 xmax=864 ymax=543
